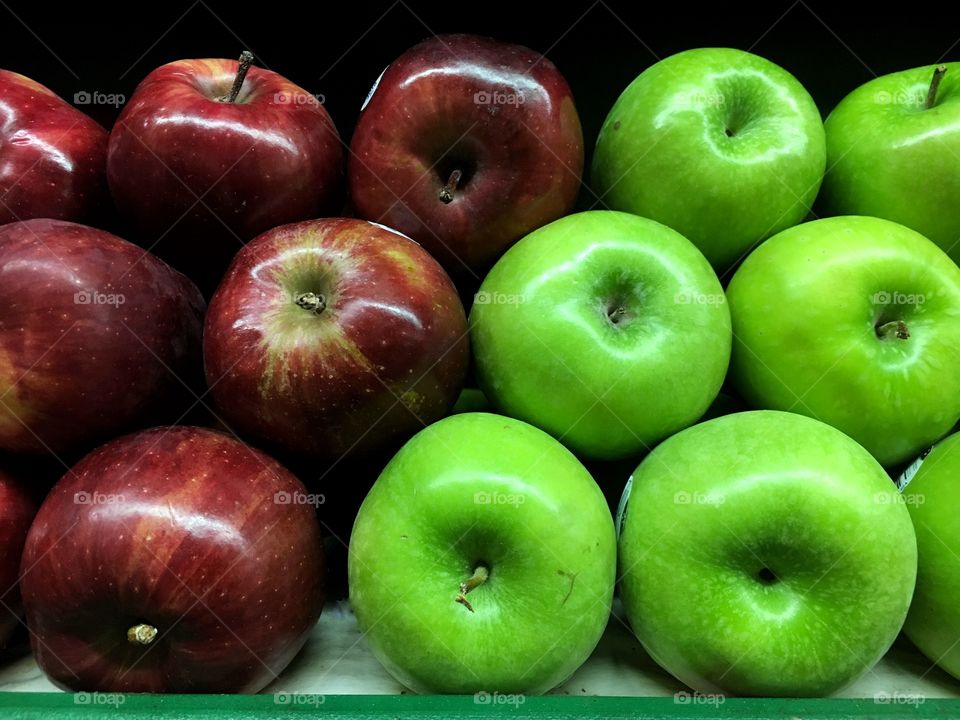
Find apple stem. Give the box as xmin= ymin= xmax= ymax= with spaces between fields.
xmin=607 ymin=305 xmax=627 ymax=324
xmin=925 ymin=65 xmax=948 ymax=109
xmin=438 ymin=169 xmax=463 ymax=204
xmin=222 ymin=51 xmax=255 ymax=104
xmin=295 ymin=292 xmax=326 ymax=315
xmin=127 ymin=623 xmax=158 ymax=645
xmin=877 ymin=319 xmax=910 ymax=340
xmin=455 ymin=564 xmax=489 ymax=613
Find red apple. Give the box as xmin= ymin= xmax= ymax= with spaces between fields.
xmin=0 ymin=69 xmax=108 ymax=226
xmin=204 ymin=218 xmax=468 ymax=460
xmin=0 ymin=466 xmax=34 ymax=648
xmin=107 ymin=52 xmax=344 ymax=293
xmin=20 ymin=425 xmax=324 ymax=692
xmin=0 ymin=219 xmax=204 ymax=454
xmin=348 ymin=34 xmax=583 ymax=277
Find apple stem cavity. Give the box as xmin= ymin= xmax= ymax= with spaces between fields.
xmin=455 ymin=564 xmax=489 ymax=613
xmin=221 ymin=51 xmax=255 ymax=104
xmin=607 ymin=305 xmax=627 ymax=324
xmin=757 ymin=567 xmax=778 ymax=585
xmin=127 ymin=623 xmax=158 ymax=646
xmin=877 ymin=319 xmax=910 ymax=341
xmin=925 ymin=65 xmax=948 ymax=109
xmin=438 ymin=168 xmax=463 ymax=204
xmin=295 ymin=292 xmax=326 ymax=315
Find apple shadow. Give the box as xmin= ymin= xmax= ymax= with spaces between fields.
xmin=553 ymin=599 xmax=685 ymax=696
xmin=261 ymin=600 xmax=403 ymax=695
xmin=836 ymin=632 xmax=960 ymax=699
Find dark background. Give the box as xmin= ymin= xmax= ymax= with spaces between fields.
xmin=2 ymin=0 xmax=956 ymax=179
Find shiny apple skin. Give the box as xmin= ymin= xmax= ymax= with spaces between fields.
xmin=0 ymin=69 xmax=108 ymax=226
xmin=0 ymin=219 xmax=205 ymax=453
xmin=107 ymin=58 xmax=344 ymax=287
xmin=20 ymin=426 xmax=324 ymax=693
xmin=348 ymin=34 xmax=583 ymax=277
xmin=0 ymin=467 xmax=34 ymax=648
xmin=204 ymin=218 xmax=469 ymax=460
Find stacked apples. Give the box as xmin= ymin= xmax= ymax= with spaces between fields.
xmin=1 ymin=30 xmax=959 ymax=702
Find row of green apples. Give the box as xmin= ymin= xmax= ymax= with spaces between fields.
xmin=466 ymin=46 xmax=960 ymax=472
xmin=594 ymin=48 xmax=959 ymax=276
xmin=346 ymin=207 xmax=960 ymax=697
xmin=345 ymin=46 xmax=960 ymax=698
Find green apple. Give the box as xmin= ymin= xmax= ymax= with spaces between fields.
xmin=470 ymin=210 xmax=731 ymax=460
xmin=727 ymin=215 xmax=960 ymax=467
xmin=822 ymin=64 xmax=960 ymax=262
xmin=592 ymin=47 xmax=826 ymax=273
xmin=348 ymin=412 xmax=616 ymax=694
xmin=900 ymin=431 xmax=960 ymax=679
xmin=618 ymin=410 xmax=917 ymax=697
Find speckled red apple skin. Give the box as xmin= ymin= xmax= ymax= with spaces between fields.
xmin=0 ymin=70 xmax=108 ymax=226
xmin=107 ymin=57 xmax=344 ymax=294
xmin=203 ymin=218 xmax=469 ymax=460
xmin=348 ymin=34 xmax=584 ymax=276
xmin=20 ymin=426 xmax=324 ymax=693
xmin=0 ymin=219 xmax=205 ymax=453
